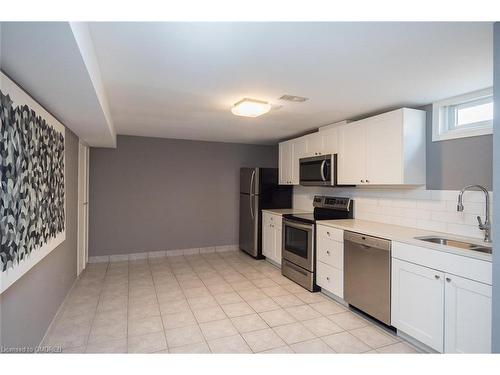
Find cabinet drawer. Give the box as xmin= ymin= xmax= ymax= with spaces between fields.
xmin=317 ymin=240 xmax=343 ymax=269
xmin=317 ymin=225 xmax=344 ymax=242
xmin=317 ymin=261 xmax=343 ymax=298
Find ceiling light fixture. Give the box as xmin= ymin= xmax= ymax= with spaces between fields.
xmin=231 ymin=98 xmax=271 ymax=118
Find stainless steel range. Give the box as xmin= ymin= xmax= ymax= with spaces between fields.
xmin=281 ymin=196 xmax=353 ymax=292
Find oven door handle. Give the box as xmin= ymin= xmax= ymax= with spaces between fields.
xmin=320 ymin=160 xmax=327 ymax=181
xmin=284 ymin=220 xmax=313 ymax=232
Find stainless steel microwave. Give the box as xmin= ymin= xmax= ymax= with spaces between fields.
xmin=299 ymin=154 xmax=337 ymax=186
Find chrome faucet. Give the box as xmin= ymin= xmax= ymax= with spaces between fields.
xmin=457 ymin=185 xmax=491 ymax=243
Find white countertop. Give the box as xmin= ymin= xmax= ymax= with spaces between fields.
xmin=262 ymin=208 xmax=311 ymax=216
xmin=316 ymin=219 xmax=492 ymax=262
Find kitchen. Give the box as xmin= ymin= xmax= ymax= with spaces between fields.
xmin=246 ymin=107 xmax=492 ymax=353
xmin=0 ymin=14 xmax=498 ymax=367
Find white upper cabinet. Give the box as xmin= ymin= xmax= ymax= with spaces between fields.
xmin=279 ymin=141 xmax=293 ymax=185
xmin=302 ymin=128 xmax=339 ymax=157
xmin=338 ymin=108 xmax=426 ymax=185
xmin=321 ymin=128 xmax=339 ymax=154
xmin=279 ymin=137 xmax=307 ymax=185
xmin=303 ymin=133 xmax=324 ymax=157
xmin=337 ymin=121 xmax=367 ymax=184
xmin=292 ymin=137 xmax=307 ymax=184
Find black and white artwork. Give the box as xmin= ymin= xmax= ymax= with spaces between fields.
xmin=0 ymin=88 xmax=65 ymax=273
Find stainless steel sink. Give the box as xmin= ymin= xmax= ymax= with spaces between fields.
xmin=415 ymin=236 xmax=492 ymax=254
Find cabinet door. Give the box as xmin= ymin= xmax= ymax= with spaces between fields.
xmin=291 ymin=138 xmax=307 ymax=184
xmin=337 ymin=122 xmax=366 ymax=184
xmin=304 ymin=133 xmax=324 ymax=156
xmin=321 ymin=128 xmax=338 ymax=154
xmin=262 ymin=214 xmax=274 ymax=259
xmin=365 ymin=111 xmax=403 ymax=184
xmin=279 ymin=142 xmax=293 ymax=184
xmin=273 ymin=216 xmax=283 ymax=265
xmin=444 ymin=274 xmax=492 ymax=353
xmin=391 ymin=259 xmax=445 ymax=352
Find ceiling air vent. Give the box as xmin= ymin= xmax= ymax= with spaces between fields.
xmin=279 ymin=94 xmax=309 ymax=103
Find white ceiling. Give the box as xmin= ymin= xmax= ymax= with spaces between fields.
xmin=88 ymin=22 xmax=493 ymax=145
xmin=1 ymin=22 xmax=493 ymax=147
xmin=1 ymin=22 xmax=116 ymax=147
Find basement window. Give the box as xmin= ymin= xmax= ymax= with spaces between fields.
xmin=432 ymin=88 xmax=493 ymax=141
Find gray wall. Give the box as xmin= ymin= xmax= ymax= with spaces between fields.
xmin=0 ymin=128 xmax=79 ymax=348
xmin=422 ymin=104 xmax=493 ymax=190
xmin=492 ymin=22 xmax=499 ymax=353
xmin=89 ymin=135 xmax=278 ymax=257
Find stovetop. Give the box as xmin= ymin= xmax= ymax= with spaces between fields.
xmin=282 ymin=195 xmax=354 ymax=224
xmin=282 ymin=213 xmax=316 ymax=224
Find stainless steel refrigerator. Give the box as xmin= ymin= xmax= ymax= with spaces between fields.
xmin=239 ymin=168 xmax=292 ymax=258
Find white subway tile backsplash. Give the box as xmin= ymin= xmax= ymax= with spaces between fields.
xmin=446 ymin=223 xmax=484 ymax=239
xmin=401 ymin=208 xmax=432 ymax=220
xmin=385 ymin=199 xmax=417 ymax=209
xmin=431 ymin=211 xmax=465 ymax=224
xmin=416 ymin=199 xmax=447 ymax=211
xmin=293 ymin=186 xmax=492 ymax=240
xmin=416 ymin=219 xmax=448 ymax=233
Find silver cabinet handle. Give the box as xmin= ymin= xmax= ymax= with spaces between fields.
xmin=360 ymin=180 xmax=365 ymax=183
xmin=326 ymin=277 xmax=330 ymax=281
xmin=326 ymin=250 xmax=330 ymax=255
xmin=327 ymin=231 xmax=330 ymax=236
xmin=435 ymin=275 xmax=440 ymax=280
xmin=446 ymin=277 xmax=451 ymax=282
xmin=366 ymin=179 xmax=370 ymax=183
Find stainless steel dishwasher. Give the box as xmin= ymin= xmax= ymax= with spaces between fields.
xmin=344 ymin=231 xmax=392 ymax=325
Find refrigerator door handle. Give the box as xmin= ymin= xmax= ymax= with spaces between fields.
xmin=250 ymin=169 xmax=256 ymax=195
xmin=250 ymin=194 xmax=254 ymax=219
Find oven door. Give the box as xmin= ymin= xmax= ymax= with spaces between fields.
xmin=299 ymin=154 xmax=335 ymax=186
xmin=282 ymin=219 xmax=314 ymax=272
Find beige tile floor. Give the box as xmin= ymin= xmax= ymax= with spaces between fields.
xmin=44 ymin=251 xmax=420 ymax=354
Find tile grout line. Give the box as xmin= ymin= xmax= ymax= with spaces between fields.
xmin=149 ymin=256 xmax=170 ymax=353
xmin=172 ymin=255 xmax=212 ymax=353
xmin=85 ymin=261 xmax=111 ymax=353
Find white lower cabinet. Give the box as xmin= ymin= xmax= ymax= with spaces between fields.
xmin=391 ymin=259 xmax=445 ymax=352
xmin=317 ymin=262 xmax=343 ymax=298
xmin=391 ymin=242 xmax=492 ymax=353
xmin=262 ymin=212 xmax=282 ymax=265
xmin=316 ymin=224 xmax=344 ymax=299
xmin=444 ymin=274 xmax=492 ymax=353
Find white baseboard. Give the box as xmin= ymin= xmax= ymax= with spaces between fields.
xmin=39 ymin=273 xmax=79 ymax=348
xmin=88 ymin=245 xmax=239 ymax=263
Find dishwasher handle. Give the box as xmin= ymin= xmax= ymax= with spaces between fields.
xmin=344 ymin=231 xmax=391 ymax=251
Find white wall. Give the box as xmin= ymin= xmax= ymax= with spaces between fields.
xmin=294 ymin=186 xmax=492 ymax=240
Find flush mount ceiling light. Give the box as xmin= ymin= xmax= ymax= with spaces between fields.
xmin=231 ymin=98 xmax=271 ymax=117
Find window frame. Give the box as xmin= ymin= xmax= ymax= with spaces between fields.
xmin=432 ymin=87 xmax=493 ymax=142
